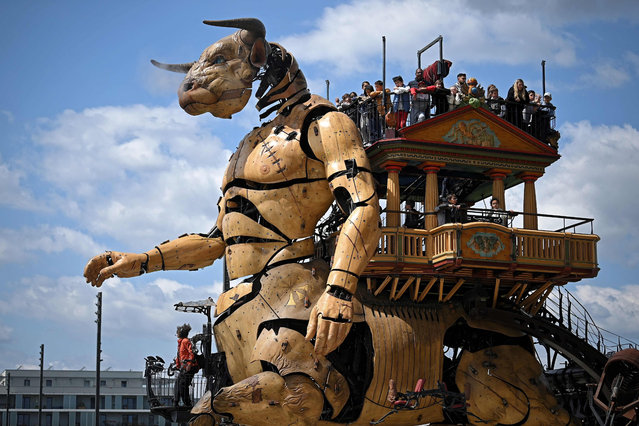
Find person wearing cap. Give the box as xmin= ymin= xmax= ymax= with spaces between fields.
xmin=539 ymin=92 xmax=556 ymax=144
xmin=392 ymin=75 xmax=411 ymax=128
xmin=541 ymin=92 xmax=555 ymax=117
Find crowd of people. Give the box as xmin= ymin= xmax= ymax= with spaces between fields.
xmin=334 ymin=61 xmax=557 ymax=147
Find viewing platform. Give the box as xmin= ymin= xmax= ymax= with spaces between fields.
xmin=354 ymin=100 xmax=597 ymax=311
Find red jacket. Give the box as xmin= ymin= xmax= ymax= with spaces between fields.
xmin=176 ymin=338 xmax=196 ymax=370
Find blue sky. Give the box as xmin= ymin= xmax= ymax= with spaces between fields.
xmin=1 ymin=0 xmax=639 ymax=372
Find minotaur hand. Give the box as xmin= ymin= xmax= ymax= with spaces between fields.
xmin=305 ymin=289 xmax=353 ymax=356
xmin=83 ymin=251 xmax=147 ymax=287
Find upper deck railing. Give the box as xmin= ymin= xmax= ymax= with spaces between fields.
xmin=338 ymin=95 xmax=557 ymax=147
xmin=383 ymin=207 xmax=594 ymax=234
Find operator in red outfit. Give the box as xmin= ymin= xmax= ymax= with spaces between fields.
xmin=174 ymin=323 xmax=197 ymax=406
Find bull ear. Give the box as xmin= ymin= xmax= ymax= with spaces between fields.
xmin=250 ymin=38 xmax=268 ymax=68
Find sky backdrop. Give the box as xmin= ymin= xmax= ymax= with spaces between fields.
xmin=2 ymin=0 xmax=639 ymax=373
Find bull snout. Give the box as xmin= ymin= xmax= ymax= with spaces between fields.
xmin=177 ymin=77 xmax=213 ymax=114
xmin=181 ymin=79 xmax=199 ymax=93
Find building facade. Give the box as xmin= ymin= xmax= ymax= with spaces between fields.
xmin=0 ymin=369 xmax=173 ymax=426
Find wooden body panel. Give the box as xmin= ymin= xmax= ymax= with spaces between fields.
xmin=360 ymin=303 xmax=463 ymax=424
xmin=214 ymin=260 xmax=329 ymax=382
xmin=456 ymin=345 xmax=574 ymax=425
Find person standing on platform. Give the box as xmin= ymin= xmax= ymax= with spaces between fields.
xmin=392 ymin=76 xmax=411 ymax=129
xmin=174 ymin=323 xmax=198 ymax=407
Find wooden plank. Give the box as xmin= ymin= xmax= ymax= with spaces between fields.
xmin=515 ymin=283 xmax=529 ymax=304
xmin=411 ymin=277 xmax=422 ymax=301
xmin=418 ymin=277 xmax=438 ymax=302
xmin=520 ymin=281 xmax=553 ymax=309
xmin=438 ymin=277 xmax=444 ymax=302
xmin=504 ymin=283 xmax=522 ymax=299
xmin=443 ymin=279 xmax=465 ymax=302
xmin=530 ymin=287 xmax=554 ymax=316
xmin=374 ymin=276 xmax=393 ymax=296
xmin=492 ymin=278 xmax=501 ymax=309
xmin=389 ymin=277 xmax=400 ymax=300
xmin=366 ymin=277 xmax=373 ymax=293
xmin=394 ymin=277 xmax=415 ymax=300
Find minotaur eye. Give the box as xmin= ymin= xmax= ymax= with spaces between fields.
xmin=212 ymin=56 xmax=226 ymax=65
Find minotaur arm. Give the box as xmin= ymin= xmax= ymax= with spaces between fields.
xmin=305 ymin=110 xmax=381 ymax=356
xmin=84 ymin=231 xmax=226 ymax=287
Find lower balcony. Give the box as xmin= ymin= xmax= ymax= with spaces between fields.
xmin=365 ymin=222 xmax=599 ymax=288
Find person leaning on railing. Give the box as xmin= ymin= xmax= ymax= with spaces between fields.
xmin=392 ymin=75 xmax=411 ymax=129
xmin=403 ymin=200 xmax=424 ymax=228
xmin=359 ymin=84 xmax=376 ymax=144
xmin=506 ymin=78 xmax=528 ymax=129
xmin=486 ymin=197 xmax=517 ymax=226
xmin=435 ymin=193 xmax=467 ymax=226
xmin=408 ymin=68 xmax=430 ymax=125
xmin=370 ymin=80 xmax=392 ymax=134
xmin=486 ymin=84 xmax=506 ymax=118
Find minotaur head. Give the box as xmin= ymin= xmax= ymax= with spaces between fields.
xmin=151 ymin=18 xmax=269 ymax=119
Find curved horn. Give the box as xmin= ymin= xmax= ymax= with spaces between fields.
xmin=202 ymin=18 xmax=266 ymax=40
xmin=150 ymin=60 xmax=195 ymax=74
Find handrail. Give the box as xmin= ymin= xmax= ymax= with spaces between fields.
xmin=382 ymin=207 xmax=595 ymax=234
xmin=417 ymin=35 xmax=443 ymax=71
xmin=541 ymin=287 xmax=639 ymax=355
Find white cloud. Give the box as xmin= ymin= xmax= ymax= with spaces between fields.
xmin=0 ymin=159 xmax=41 ymax=211
xmin=0 ymin=226 xmax=103 ymax=264
xmin=578 ymin=62 xmax=631 ymax=89
xmin=573 ymin=284 xmax=639 ymax=343
xmin=533 ymin=121 xmax=639 ymax=267
xmin=0 ymin=272 xmax=223 ymax=370
xmin=0 ymin=323 xmax=12 ymax=341
xmin=0 ymin=274 xmax=222 ymax=337
xmin=279 ymin=0 xmax=581 ymax=76
xmin=626 ymin=51 xmax=639 ymax=76
xmin=144 ymin=64 xmax=185 ymax=96
xmin=29 ymin=104 xmax=232 ymax=249
xmin=0 ymin=109 xmax=14 ymax=123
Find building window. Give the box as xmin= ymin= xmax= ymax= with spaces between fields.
xmin=23 ymin=379 xmax=30 ymax=386
xmin=84 ymin=380 xmax=90 ymax=387
xmin=46 ymin=397 xmax=53 ymax=409
xmin=17 ymin=414 xmax=30 ymax=426
xmin=22 ymin=396 xmax=31 ymax=409
xmin=46 ymin=379 xmax=52 ymax=387
xmin=122 ymin=396 xmax=136 ymax=410
xmin=121 ymin=380 xmax=127 ymax=387
xmin=100 ymin=379 xmax=106 ymax=386
xmin=45 ymin=414 xmax=52 ymax=426
xmin=122 ymin=414 xmax=137 ymax=426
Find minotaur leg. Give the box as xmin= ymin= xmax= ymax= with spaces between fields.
xmin=212 ymin=372 xmax=324 ymax=425
xmin=455 ymin=344 xmax=575 ymax=425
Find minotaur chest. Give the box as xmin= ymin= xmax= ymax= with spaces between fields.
xmin=223 ymin=122 xmax=325 ymax=189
